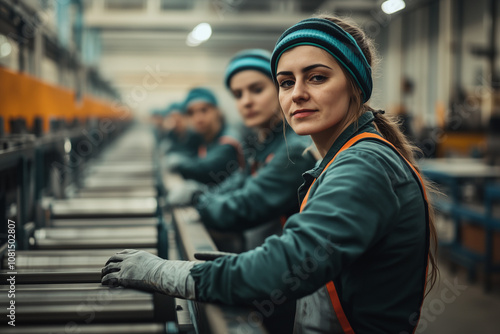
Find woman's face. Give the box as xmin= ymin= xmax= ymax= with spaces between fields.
xmin=229 ymin=70 xmax=280 ymax=128
xmin=186 ymin=101 xmax=220 ymax=137
xmin=276 ymin=45 xmax=351 ymax=138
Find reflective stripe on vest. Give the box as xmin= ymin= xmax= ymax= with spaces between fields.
xmin=299 ymin=133 xmax=430 ymax=334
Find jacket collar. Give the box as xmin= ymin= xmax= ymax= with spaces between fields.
xmin=310 ymin=112 xmax=376 ymax=178
xmin=298 ymin=112 xmax=377 ymax=200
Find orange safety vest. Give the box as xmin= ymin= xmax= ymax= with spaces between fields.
xmin=299 ymin=133 xmax=430 ymax=334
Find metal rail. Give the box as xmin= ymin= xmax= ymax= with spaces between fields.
xmin=173 ymin=207 xmax=268 ymax=334
xmin=50 ymin=197 xmax=158 ymax=219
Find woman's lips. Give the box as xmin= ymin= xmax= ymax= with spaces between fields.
xmin=292 ymin=109 xmax=317 ymax=119
xmin=245 ymin=111 xmax=259 ymax=119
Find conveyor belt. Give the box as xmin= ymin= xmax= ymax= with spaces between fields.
xmin=33 ymin=227 xmax=158 ymax=249
xmin=49 ymin=217 xmax=158 ymax=228
xmin=77 ymin=188 xmax=157 ymax=198
xmin=33 ymin=226 xmax=157 ymax=249
xmin=33 ymin=226 xmax=157 ymax=250
xmin=0 ymin=268 xmax=100 ymax=284
xmin=95 ymin=154 xmax=153 ymax=162
xmin=0 ymin=248 xmax=158 ymax=284
xmin=89 ymin=170 xmax=155 ymax=178
xmin=0 ymin=249 xmax=157 ymax=284
xmin=0 ymin=126 xmax=185 ymax=332
xmin=88 ymin=163 xmax=155 ymax=174
xmin=35 ymin=226 xmax=156 ymax=239
xmin=50 ymin=197 xmax=158 ymax=218
xmin=3 ymin=249 xmax=158 ymax=269
xmin=173 ymin=207 xmax=268 ymax=334
xmin=0 ymin=323 xmax=166 ymax=334
xmin=34 ymin=237 xmax=157 ymax=250
xmin=0 ymin=125 xmax=270 ymax=333
xmin=75 ymin=186 xmax=157 ymax=197
xmin=0 ymin=283 xmax=171 ymax=324
xmin=83 ymin=178 xmax=155 ymax=189
xmin=88 ymin=164 xmax=154 ymax=174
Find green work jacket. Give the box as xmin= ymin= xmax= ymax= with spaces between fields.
xmin=173 ymin=124 xmax=243 ymax=185
xmin=190 ymin=112 xmax=428 ymax=333
xmin=163 ymin=128 xmax=202 ymax=158
xmin=196 ymin=123 xmax=316 ymax=231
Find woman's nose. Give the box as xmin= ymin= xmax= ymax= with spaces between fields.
xmin=292 ymin=81 xmax=309 ymax=103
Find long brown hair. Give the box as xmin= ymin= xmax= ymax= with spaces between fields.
xmin=319 ymin=15 xmax=439 ymax=295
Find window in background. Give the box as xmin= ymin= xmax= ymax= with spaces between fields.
xmin=160 ymin=0 xmax=195 ymax=11
xmin=105 ymin=0 xmax=146 ymax=11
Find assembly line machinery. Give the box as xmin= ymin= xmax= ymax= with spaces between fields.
xmin=0 ymin=122 xmax=267 ymax=333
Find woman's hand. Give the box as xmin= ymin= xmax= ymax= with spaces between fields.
xmin=101 ymin=249 xmax=197 ymax=299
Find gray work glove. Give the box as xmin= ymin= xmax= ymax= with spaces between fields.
xmin=101 ymin=249 xmax=197 ymax=299
xmin=162 ymin=153 xmax=188 ymax=171
xmin=167 ymin=179 xmax=206 ymax=206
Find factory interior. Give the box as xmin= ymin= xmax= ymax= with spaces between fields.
xmin=0 ymin=0 xmax=499 ymax=333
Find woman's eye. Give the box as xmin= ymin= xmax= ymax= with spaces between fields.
xmin=310 ymin=75 xmax=327 ymax=82
xmin=251 ymin=86 xmax=263 ymax=94
xmin=279 ymin=80 xmax=294 ymax=88
xmin=233 ymin=91 xmax=242 ymax=99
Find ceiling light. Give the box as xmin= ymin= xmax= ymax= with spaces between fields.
xmin=0 ymin=35 xmax=12 ymax=58
xmin=192 ymin=23 xmax=212 ymax=42
xmin=186 ymin=23 xmax=212 ymax=47
xmin=381 ymin=0 xmax=406 ymax=14
xmin=186 ymin=32 xmax=202 ymax=47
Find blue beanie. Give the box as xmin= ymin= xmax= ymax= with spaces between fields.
xmin=224 ymin=49 xmax=272 ymax=89
xmin=270 ymin=18 xmax=373 ymax=103
xmin=163 ymin=101 xmax=184 ymax=116
xmin=183 ymin=87 xmax=218 ymax=111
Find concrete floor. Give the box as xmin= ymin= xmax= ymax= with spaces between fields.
xmin=419 ymin=255 xmax=500 ymax=334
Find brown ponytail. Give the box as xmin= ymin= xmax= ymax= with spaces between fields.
xmin=319 ymin=15 xmax=439 ymax=295
xmin=372 ymin=110 xmax=439 ymax=296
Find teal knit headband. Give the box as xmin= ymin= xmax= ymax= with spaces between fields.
xmin=224 ymin=49 xmax=272 ymax=89
xmin=183 ymin=87 xmax=218 ymax=112
xmin=271 ymin=18 xmax=373 ymax=103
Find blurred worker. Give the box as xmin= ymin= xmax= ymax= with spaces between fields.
xmin=168 ymin=87 xmax=244 ymax=184
xmin=150 ymin=108 xmax=164 ymax=143
xmin=102 ymin=16 xmax=438 ymax=334
xmin=161 ymin=101 xmax=201 ymax=157
xmin=394 ymin=77 xmax=415 ymax=141
xmin=196 ymin=49 xmax=316 ymax=247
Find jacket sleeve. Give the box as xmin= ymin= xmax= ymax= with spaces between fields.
xmin=173 ymin=143 xmax=240 ymax=184
xmin=190 ymin=148 xmax=401 ymax=304
xmin=165 ymin=130 xmax=201 ymax=157
xmin=196 ymin=143 xmax=316 ymax=231
xmin=205 ymin=169 xmax=248 ymax=195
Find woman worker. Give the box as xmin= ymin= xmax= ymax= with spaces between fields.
xmin=161 ymin=101 xmax=201 ymax=158
xmin=102 ymin=16 xmax=438 ymax=334
xmin=195 ymin=49 xmax=316 ymax=244
xmin=168 ymin=87 xmax=244 ymax=184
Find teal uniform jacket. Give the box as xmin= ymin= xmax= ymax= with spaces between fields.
xmin=196 ymin=123 xmax=316 ymax=231
xmin=190 ymin=112 xmax=428 ymax=333
xmin=172 ymin=124 xmax=244 ymax=185
xmin=163 ymin=128 xmax=202 ymax=158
